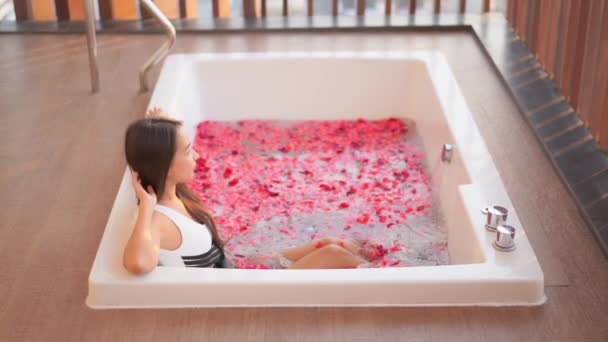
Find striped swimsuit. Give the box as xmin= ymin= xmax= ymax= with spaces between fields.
xmin=154 ymin=204 xmax=225 ymax=268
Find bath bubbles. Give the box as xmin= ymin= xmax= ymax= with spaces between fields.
xmin=193 ymin=119 xmax=449 ymax=268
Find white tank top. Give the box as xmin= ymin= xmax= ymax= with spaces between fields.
xmin=154 ymin=204 xmax=224 ymax=268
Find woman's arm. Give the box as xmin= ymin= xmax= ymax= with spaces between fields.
xmin=123 ymin=172 xmax=161 ymax=274
xmin=123 ymin=204 xmax=161 ymax=274
xmin=280 ymin=238 xmax=338 ymax=261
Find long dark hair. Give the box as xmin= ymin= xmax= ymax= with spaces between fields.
xmin=124 ymin=117 xmax=224 ymax=247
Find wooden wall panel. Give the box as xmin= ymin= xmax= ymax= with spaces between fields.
xmin=98 ymin=0 xmax=112 ymax=20
xmin=591 ymin=3 xmax=608 ymax=146
xmin=29 ymin=0 xmax=56 ymax=20
xmin=112 ymin=0 xmax=138 ymax=20
xmin=68 ymin=0 xmax=85 ymax=20
xmin=507 ymin=0 xmax=608 ymax=149
xmin=578 ymin=0 xmax=605 ymax=127
xmin=568 ymin=0 xmax=591 ymax=108
xmin=180 ymin=0 xmax=198 ymax=18
xmin=13 ymin=0 xmax=28 ymax=20
xmin=515 ymin=0 xmax=527 ymax=39
xmin=357 ymin=0 xmax=365 ymax=16
xmin=54 ymin=0 xmax=69 ymax=20
xmin=553 ymin=0 xmax=570 ymax=85
xmin=560 ymin=0 xmax=582 ymax=100
xmin=526 ymin=0 xmax=539 ymax=53
xmin=153 ymin=0 xmax=180 ymax=19
xmin=544 ymin=0 xmax=561 ymax=77
xmin=534 ymin=0 xmax=548 ymax=63
xmin=602 ymin=90 xmax=608 ymax=149
xmin=212 ymin=0 xmax=230 ymax=18
xmin=243 ymin=0 xmax=259 ymax=18
xmin=507 ymin=0 xmax=517 ymax=30
xmin=55 ymin=0 xmax=84 ymax=20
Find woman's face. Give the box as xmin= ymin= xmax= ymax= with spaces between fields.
xmin=167 ymin=127 xmax=199 ymax=183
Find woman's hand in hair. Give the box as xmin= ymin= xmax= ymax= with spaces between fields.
xmin=131 ymin=172 xmax=157 ymax=208
xmin=145 ymin=107 xmax=168 ymax=118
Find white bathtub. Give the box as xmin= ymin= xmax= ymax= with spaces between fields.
xmin=87 ymin=51 xmax=545 ymax=308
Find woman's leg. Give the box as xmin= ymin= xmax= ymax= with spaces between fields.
xmin=324 ymin=237 xmax=366 ymax=258
xmin=288 ymin=244 xmax=367 ymax=269
xmin=280 ymin=237 xmax=338 ymax=262
xmin=280 ymin=237 xmax=366 ymax=261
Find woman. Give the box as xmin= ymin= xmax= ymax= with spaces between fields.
xmin=122 ymin=109 xmax=369 ymax=274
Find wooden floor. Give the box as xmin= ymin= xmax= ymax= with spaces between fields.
xmin=0 ymin=32 xmax=606 ymax=342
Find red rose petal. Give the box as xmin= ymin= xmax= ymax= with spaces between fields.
xmin=223 ymin=168 xmax=233 ymax=179
xmin=192 ymin=119 xmax=438 ymax=269
xmin=356 ymin=214 xmax=370 ymax=224
xmin=319 ymin=184 xmax=332 ymax=191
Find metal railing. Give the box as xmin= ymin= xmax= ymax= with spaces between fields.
xmin=83 ymin=0 xmax=98 ymax=92
xmin=83 ymin=0 xmax=176 ymax=93
xmin=11 ymin=0 xmax=495 ymax=21
xmin=139 ymin=0 xmax=176 ymax=92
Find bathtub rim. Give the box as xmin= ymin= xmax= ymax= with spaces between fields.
xmin=87 ymin=51 xmax=545 ymax=308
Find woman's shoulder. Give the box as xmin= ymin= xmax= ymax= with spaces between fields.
xmin=150 ymin=209 xmax=183 ymax=250
xmin=150 ymin=209 xmax=175 ymax=235
xmin=150 ymin=209 xmax=171 ymax=224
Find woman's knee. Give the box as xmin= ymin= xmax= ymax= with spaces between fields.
xmin=318 ymin=243 xmax=350 ymax=257
xmin=318 ymin=237 xmax=345 ymax=247
xmin=312 ymin=237 xmax=338 ymax=249
xmin=318 ymin=244 xmax=363 ymax=268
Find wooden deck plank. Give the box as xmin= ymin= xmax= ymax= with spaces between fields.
xmin=0 ymin=32 xmax=606 ymax=341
